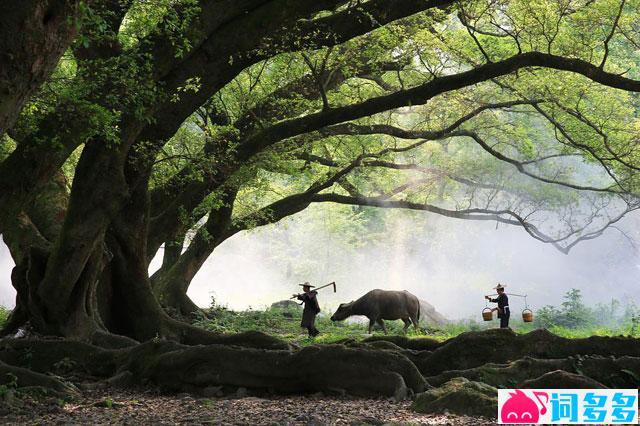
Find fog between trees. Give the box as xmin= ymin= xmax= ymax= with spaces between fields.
xmin=167 ymin=205 xmax=640 ymax=318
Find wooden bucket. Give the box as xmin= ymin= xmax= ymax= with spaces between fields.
xmin=522 ymin=308 xmax=533 ymax=323
xmin=482 ymin=307 xmax=493 ymax=321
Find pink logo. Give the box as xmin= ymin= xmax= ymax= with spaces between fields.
xmin=500 ymin=390 xmax=548 ymax=423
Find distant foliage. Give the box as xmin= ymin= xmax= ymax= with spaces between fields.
xmin=534 ymin=289 xmax=639 ymax=335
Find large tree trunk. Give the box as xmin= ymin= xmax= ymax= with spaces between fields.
xmin=26 ymin=140 xmax=128 ymax=339
xmin=150 ymin=235 xmax=222 ymax=317
xmin=147 ymin=232 xmax=201 ymax=319
xmin=151 ymin=189 xmax=237 ymax=316
xmin=1 ymin=172 xmax=66 ymax=335
xmin=0 ymin=133 xmax=163 ymax=345
xmin=102 ymin=172 xmax=182 ymax=341
xmin=0 ymin=0 xmax=80 ymax=136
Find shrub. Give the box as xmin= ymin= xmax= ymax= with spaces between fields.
xmin=0 ymin=306 xmax=10 ymax=330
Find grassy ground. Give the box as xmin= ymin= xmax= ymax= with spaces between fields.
xmin=0 ymin=303 xmax=635 ymax=345
xmin=192 ymin=304 xmax=639 ymax=346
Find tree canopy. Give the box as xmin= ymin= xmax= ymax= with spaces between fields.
xmin=1 ymin=0 xmax=640 ymax=343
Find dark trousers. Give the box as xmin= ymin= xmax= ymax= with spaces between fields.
xmin=499 ymin=314 xmax=510 ymax=328
xmin=302 ymin=311 xmax=320 ymax=337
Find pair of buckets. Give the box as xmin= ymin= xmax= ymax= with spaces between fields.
xmin=482 ymin=307 xmax=533 ymax=322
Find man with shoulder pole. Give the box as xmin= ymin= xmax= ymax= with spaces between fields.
xmin=486 ymin=283 xmax=510 ymax=328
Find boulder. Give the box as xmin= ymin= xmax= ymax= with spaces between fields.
xmin=419 ymin=299 xmax=447 ymax=325
xmin=270 ymin=300 xmax=302 ymax=310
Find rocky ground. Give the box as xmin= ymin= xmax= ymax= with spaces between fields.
xmin=1 ymin=389 xmax=494 ymax=425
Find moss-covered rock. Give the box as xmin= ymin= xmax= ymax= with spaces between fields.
xmin=412 ymin=377 xmax=497 ymax=418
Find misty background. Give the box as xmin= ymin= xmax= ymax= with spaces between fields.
xmin=0 ymin=205 xmax=638 ymax=319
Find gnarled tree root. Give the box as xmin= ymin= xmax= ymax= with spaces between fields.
xmin=0 ymin=338 xmax=120 ymax=377
xmin=520 ymin=370 xmax=608 ymax=389
xmin=171 ymin=327 xmax=289 ymax=350
xmin=362 ymin=335 xmax=442 ymax=351
xmin=0 ymin=338 xmax=426 ymax=399
xmin=426 ymin=355 xmax=640 ymax=388
xmin=418 ymin=328 xmax=640 ymax=375
xmin=412 ymin=377 xmax=497 ymax=418
xmin=426 ymin=356 xmax=575 ymax=387
xmin=1 ymin=329 xmax=638 ymax=401
xmin=121 ymin=342 xmax=427 ymax=399
xmin=0 ymin=361 xmax=78 ymax=398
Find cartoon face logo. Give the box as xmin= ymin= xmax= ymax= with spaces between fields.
xmin=501 ymin=390 xmax=548 ymax=423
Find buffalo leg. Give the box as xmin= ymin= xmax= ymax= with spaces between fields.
xmin=410 ymin=312 xmax=420 ymax=332
xmin=368 ymin=319 xmax=375 ymax=334
xmin=402 ymin=318 xmax=411 ymax=334
xmin=376 ymin=319 xmax=388 ymax=335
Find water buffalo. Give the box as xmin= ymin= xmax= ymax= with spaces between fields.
xmin=330 ymin=289 xmax=420 ymax=334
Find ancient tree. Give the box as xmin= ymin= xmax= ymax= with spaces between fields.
xmin=0 ymin=0 xmax=639 ymax=352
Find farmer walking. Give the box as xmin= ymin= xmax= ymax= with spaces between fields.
xmin=294 ymin=282 xmax=321 ymax=337
xmin=486 ymin=283 xmax=510 ymax=328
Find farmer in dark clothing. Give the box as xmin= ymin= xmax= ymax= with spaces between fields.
xmin=486 ymin=283 xmax=510 ymax=328
xmin=294 ymin=282 xmax=321 ymax=337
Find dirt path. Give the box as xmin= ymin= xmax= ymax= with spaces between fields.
xmin=1 ymin=389 xmax=495 ymax=425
